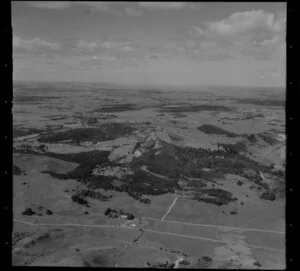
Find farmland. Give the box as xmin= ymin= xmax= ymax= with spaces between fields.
xmin=12 ymin=82 xmax=285 ymax=268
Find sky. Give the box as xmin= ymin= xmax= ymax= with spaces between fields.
xmin=12 ymin=2 xmax=286 ymax=87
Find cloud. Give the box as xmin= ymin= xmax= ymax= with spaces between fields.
xmin=239 ymin=44 xmax=274 ymax=60
xmin=76 ymin=2 xmax=130 ymax=17
xmin=78 ymin=55 xmax=121 ymax=71
xmin=101 ymin=41 xmax=115 ymax=49
xmin=253 ymin=67 xmax=285 ymax=79
xmin=189 ymin=9 xmax=286 ymax=61
xmin=78 ymin=59 xmax=104 ymax=70
xmin=166 ymin=39 xmax=233 ymax=61
xmin=186 ymin=46 xmax=233 ymax=62
xmin=124 ymin=7 xmax=143 ymax=17
xmin=206 ymin=10 xmax=286 ymax=36
xmin=72 ymin=39 xmax=140 ymax=63
xmin=239 ymin=32 xmax=285 ymax=60
xmin=75 ymin=2 xmax=112 ymax=12
xmin=191 ymin=10 xmax=285 ymax=45
xmin=27 ymin=1 xmax=71 ymax=9
xmin=189 ymin=27 xmax=211 ymax=38
xmin=91 ymin=56 xmax=118 ymax=61
xmin=27 ymin=1 xmax=123 ymax=16
xmin=184 ymin=40 xmax=197 ymax=49
xmin=13 ymin=36 xmax=61 ymax=51
xmin=120 ymin=45 xmax=133 ymax=52
xmin=27 ymin=1 xmax=196 ymax=15
xmin=146 ymin=52 xmax=173 ymax=61
xmin=75 ymin=40 xmax=136 ymax=54
xmin=253 ymin=34 xmax=284 ymax=46
xmin=77 ymin=41 xmax=99 ymax=51
xmin=138 ymin=2 xmax=188 ymax=10
xmin=101 ymin=41 xmax=133 ymax=50
xmin=28 ymin=1 xmax=110 ymax=11
xmin=148 ymin=38 xmax=231 ymax=62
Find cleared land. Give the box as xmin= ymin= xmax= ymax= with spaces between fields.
xmin=12 ymin=83 xmax=285 ymax=268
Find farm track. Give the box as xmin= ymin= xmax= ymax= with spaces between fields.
xmin=13 ymin=219 xmax=117 ymax=229
xmin=121 ymin=224 xmax=284 ymax=253
xmin=161 ymin=197 xmax=178 ymax=221
xmin=143 ymin=217 xmax=285 ymax=235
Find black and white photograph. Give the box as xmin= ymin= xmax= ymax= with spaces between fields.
xmin=12 ymin=1 xmax=286 ymax=268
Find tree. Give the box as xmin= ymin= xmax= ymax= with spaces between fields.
xmin=104 ymin=208 xmax=111 ymax=216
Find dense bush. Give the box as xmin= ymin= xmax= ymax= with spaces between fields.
xmin=93 ymin=104 xmax=137 ymax=113
xmin=71 ymin=194 xmax=89 ymax=206
xmin=42 ymin=150 xmax=111 ymax=164
xmin=234 ymin=98 xmax=285 ymax=107
xmin=22 ymin=208 xmax=36 ymax=216
xmin=217 ymin=142 xmax=247 ymax=154
xmin=104 ymin=208 xmax=134 ymax=219
xmin=198 ymin=124 xmax=238 ymax=137
xmin=13 ymin=164 xmax=23 ymax=175
xmin=39 ymin=138 xmax=277 ymax=203
xmin=246 ymin=134 xmax=258 ymax=143
xmin=46 ymin=209 xmax=53 ymax=215
xmin=139 ymin=198 xmax=151 ymax=204
xmin=80 ymin=189 xmax=111 ymax=201
xmin=158 ymin=104 xmax=234 ymax=113
xmin=260 ymin=192 xmax=276 ymax=201
xmin=257 ymin=133 xmax=278 ymax=145
xmin=38 ymin=124 xmax=135 ymax=144
xmin=193 ymin=188 xmax=237 ymax=206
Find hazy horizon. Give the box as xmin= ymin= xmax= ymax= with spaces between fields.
xmin=13 ymin=79 xmax=285 ymax=91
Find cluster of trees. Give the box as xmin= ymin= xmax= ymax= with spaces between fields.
xmin=44 ymin=162 xmax=173 ymax=200
xmin=79 ymin=189 xmax=111 ymax=201
xmin=124 ymin=169 xmax=178 ymax=196
xmin=22 ymin=208 xmax=36 ymax=216
xmin=22 ymin=207 xmax=54 ymax=216
xmin=260 ymin=191 xmax=276 ymax=201
xmin=104 ymin=208 xmax=134 ymax=220
xmin=38 ymin=123 xmax=136 ymax=144
xmin=13 ymin=164 xmax=23 ymax=175
xmin=71 ymin=194 xmax=90 ymax=207
xmin=104 ymin=208 xmax=118 ymax=218
xmin=139 ymin=198 xmax=151 ymax=204
xmin=44 ymin=150 xmax=111 ymax=164
xmin=246 ymin=134 xmax=258 ymax=143
xmin=198 ymin=124 xmax=238 ymax=137
xmin=217 ymin=142 xmax=247 ymax=155
xmin=39 ymin=138 xmax=279 ymax=204
xmin=147 ymin=261 xmax=175 ymax=268
xmin=193 ymin=188 xmax=237 ymax=206
xmin=36 ymin=144 xmax=48 ymax=152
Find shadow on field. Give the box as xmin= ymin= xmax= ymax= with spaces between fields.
xmin=198 ymin=124 xmax=239 ymax=137
xmin=233 ymin=98 xmax=285 ymax=107
xmin=157 ymin=104 xmax=234 ymax=113
xmin=92 ymin=104 xmax=139 ymax=113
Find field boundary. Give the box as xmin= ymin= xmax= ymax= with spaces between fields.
xmin=13 ymin=219 xmax=117 ymax=229
xmin=123 ymin=225 xmax=284 ymax=253
xmin=143 ymin=217 xmax=285 ymax=234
